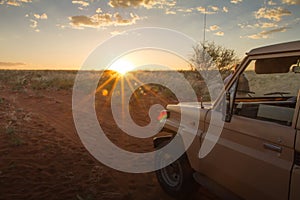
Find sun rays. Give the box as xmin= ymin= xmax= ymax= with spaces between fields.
xmin=93 ymin=70 xmax=171 ymax=120
xmin=109 ymin=59 xmax=136 ymax=75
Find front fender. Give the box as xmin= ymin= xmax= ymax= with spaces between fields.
xmin=153 ymin=135 xmax=173 ymax=148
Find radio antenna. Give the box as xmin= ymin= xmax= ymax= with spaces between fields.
xmin=203 ymin=8 xmax=207 ymax=47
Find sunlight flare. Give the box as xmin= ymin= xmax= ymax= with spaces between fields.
xmin=109 ymin=59 xmax=135 ymax=75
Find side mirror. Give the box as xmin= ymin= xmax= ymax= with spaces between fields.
xmin=292 ymin=66 xmax=300 ymax=73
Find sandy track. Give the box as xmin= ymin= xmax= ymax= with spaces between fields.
xmin=0 ymin=88 xmax=218 ymax=200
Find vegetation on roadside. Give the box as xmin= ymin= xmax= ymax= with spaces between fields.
xmin=0 ymin=70 xmax=210 ymax=101
xmin=0 ymin=70 xmax=77 ymax=91
xmin=190 ymin=41 xmax=239 ymax=77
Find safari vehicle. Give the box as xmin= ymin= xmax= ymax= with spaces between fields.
xmin=154 ymin=41 xmax=300 ymax=200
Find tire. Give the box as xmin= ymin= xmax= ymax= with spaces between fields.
xmin=155 ymin=141 xmax=198 ymax=199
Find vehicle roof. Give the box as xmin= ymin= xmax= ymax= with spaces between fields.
xmin=247 ymin=40 xmax=300 ymax=56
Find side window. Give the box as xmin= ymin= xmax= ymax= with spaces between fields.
xmin=231 ymin=56 xmax=300 ymax=126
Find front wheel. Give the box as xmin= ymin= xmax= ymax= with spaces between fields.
xmin=155 ymin=143 xmax=198 ymax=199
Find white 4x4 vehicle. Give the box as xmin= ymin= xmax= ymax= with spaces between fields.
xmin=154 ymin=41 xmax=300 ymax=200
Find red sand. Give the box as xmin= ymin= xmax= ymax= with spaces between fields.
xmin=0 ymin=88 xmax=218 ymax=200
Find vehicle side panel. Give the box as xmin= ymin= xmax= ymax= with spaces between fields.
xmin=290 ymin=98 xmax=300 ymax=200
xmin=290 ymin=164 xmax=300 ymax=200
xmin=197 ymin=112 xmax=294 ymax=200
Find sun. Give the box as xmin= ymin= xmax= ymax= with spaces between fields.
xmin=109 ymin=59 xmax=135 ymax=75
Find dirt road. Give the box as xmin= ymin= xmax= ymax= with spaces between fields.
xmin=0 ymin=87 xmax=218 ymax=200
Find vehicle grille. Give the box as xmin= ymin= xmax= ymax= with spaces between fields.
xmin=295 ymin=152 xmax=300 ymax=166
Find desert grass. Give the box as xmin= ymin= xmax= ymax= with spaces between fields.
xmin=0 ymin=70 xmax=77 ymax=91
xmin=0 ymin=70 xmax=211 ymax=101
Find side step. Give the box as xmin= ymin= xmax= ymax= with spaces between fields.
xmin=193 ymin=172 xmax=242 ymax=200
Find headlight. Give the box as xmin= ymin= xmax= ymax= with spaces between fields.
xmin=158 ymin=110 xmax=169 ymax=122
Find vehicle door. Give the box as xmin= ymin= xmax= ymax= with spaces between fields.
xmin=199 ymin=55 xmax=300 ymax=200
xmin=290 ymin=90 xmax=300 ymax=200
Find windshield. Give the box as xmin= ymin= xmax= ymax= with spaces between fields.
xmin=235 ymin=56 xmax=300 ymax=98
xmin=229 ymin=55 xmax=300 ymax=126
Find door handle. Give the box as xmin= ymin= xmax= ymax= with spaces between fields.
xmin=263 ymin=143 xmax=282 ymax=153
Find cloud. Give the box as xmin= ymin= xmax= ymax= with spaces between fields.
xmin=6 ymin=0 xmax=20 ymax=6
xmin=238 ymin=23 xmax=255 ymax=29
xmin=210 ymin=25 xmax=220 ymax=31
xmin=28 ymin=13 xmax=47 ymax=32
xmin=255 ymin=7 xmax=291 ymax=22
xmin=69 ymin=15 xmax=111 ymax=28
xmin=34 ymin=13 xmax=48 ymax=20
xmin=245 ymin=27 xmax=288 ymax=39
xmin=96 ymin=8 xmax=102 ymax=13
xmin=196 ymin=6 xmax=218 ymax=14
xmin=114 ymin=13 xmax=141 ymax=25
xmin=110 ymin=30 xmax=125 ymax=36
xmin=72 ymin=0 xmax=89 ymax=7
xmin=196 ymin=6 xmax=206 ymax=13
xmin=268 ymin=0 xmax=277 ymax=5
xmin=241 ymin=15 xmax=299 ymax=39
xmin=165 ymin=9 xmax=176 ymax=15
xmin=40 ymin=13 xmax=48 ymax=19
xmin=30 ymin=19 xmax=38 ymax=28
xmin=0 ymin=61 xmax=26 ymax=67
xmin=260 ymin=22 xmax=278 ymax=28
xmin=262 ymin=27 xmax=288 ymax=34
xmin=214 ymin=31 xmax=224 ymax=36
xmin=223 ymin=6 xmax=228 ymax=13
xmin=177 ymin=6 xmax=221 ymax=14
xmin=210 ymin=6 xmax=219 ymax=12
xmin=72 ymin=0 xmax=89 ymax=10
xmin=1 ymin=0 xmax=32 ymax=7
xmin=176 ymin=8 xmax=193 ymax=13
xmin=208 ymin=25 xmax=223 ymax=36
xmin=282 ymin=0 xmax=300 ymax=4
xmin=69 ymin=12 xmax=141 ymax=29
xmin=231 ymin=0 xmax=242 ymax=4
xmin=238 ymin=22 xmax=278 ymax=29
xmin=245 ymin=34 xmax=267 ymax=40
xmin=56 ymin=24 xmax=66 ymax=29
xmin=19 ymin=0 xmax=32 ymax=3
xmin=108 ymin=0 xmax=153 ymax=8
xmin=107 ymin=0 xmax=176 ymax=10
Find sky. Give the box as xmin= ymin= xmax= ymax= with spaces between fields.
xmin=0 ymin=0 xmax=299 ymax=70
